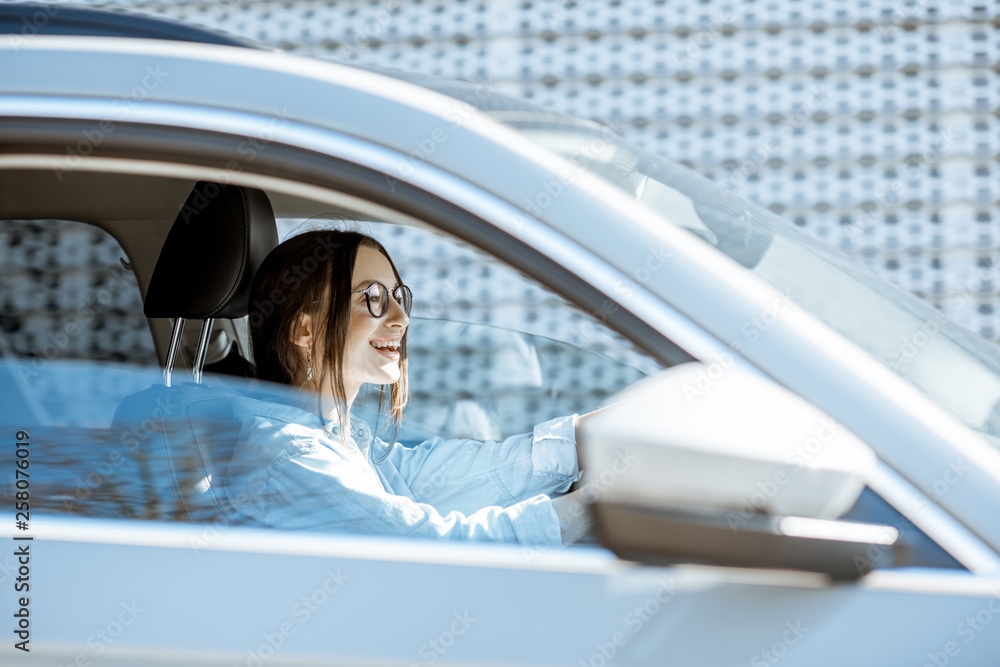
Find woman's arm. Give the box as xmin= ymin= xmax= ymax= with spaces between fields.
xmin=381 ymin=414 xmax=582 ymax=514
xmin=222 ymin=407 xmax=570 ymax=545
xmin=227 ymin=443 xmax=566 ymax=546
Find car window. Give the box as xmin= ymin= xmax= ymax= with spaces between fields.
xmin=0 ymin=214 xmax=663 ymax=525
xmin=0 ymin=196 xmax=964 ymax=572
xmin=280 ymin=220 xmax=661 ymax=441
xmin=0 ymin=218 xmax=156 ymax=366
xmin=0 ymin=218 xmax=159 ymax=521
xmin=502 ymin=121 xmax=1000 ymax=447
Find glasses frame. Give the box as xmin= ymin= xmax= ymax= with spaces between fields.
xmin=353 ymin=281 xmax=413 ymax=318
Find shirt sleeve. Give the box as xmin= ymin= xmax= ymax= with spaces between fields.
xmin=225 ymin=417 xmax=564 ymax=546
xmin=378 ymin=414 xmax=582 ymax=515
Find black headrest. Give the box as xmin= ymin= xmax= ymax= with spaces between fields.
xmin=144 ymin=181 xmax=278 ymax=319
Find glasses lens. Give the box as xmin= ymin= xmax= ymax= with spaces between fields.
xmin=366 ymin=282 xmax=387 ymax=317
xmin=393 ymin=285 xmax=413 ymax=315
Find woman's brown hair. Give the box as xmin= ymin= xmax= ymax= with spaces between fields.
xmin=248 ymin=229 xmax=408 ymax=435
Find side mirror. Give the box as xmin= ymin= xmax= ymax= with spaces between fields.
xmin=579 ymin=363 xmax=897 ymax=580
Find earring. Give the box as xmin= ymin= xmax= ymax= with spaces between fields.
xmin=306 ymin=350 xmax=313 ymax=381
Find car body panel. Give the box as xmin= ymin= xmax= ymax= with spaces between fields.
xmin=2 ymin=517 xmax=1000 ymax=667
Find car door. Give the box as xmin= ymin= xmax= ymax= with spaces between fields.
xmin=1 ymin=186 xmax=998 ymax=667
xmin=2 ymin=36 xmax=1000 ymax=667
xmin=1 ymin=202 xmax=998 ymax=667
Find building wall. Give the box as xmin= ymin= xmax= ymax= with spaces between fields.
xmin=153 ymin=0 xmax=999 ymax=337
xmin=4 ymin=0 xmax=998 ymax=368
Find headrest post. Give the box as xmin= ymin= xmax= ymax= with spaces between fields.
xmin=163 ymin=317 xmax=185 ymax=387
xmin=191 ymin=318 xmax=215 ymax=385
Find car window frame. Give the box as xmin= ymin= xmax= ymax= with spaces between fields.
xmin=2 ymin=111 xmax=999 ymax=574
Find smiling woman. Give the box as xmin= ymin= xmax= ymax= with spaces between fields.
xmin=223 ymin=228 xmax=593 ymax=545
xmin=247 ymin=230 xmax=411 ymax=436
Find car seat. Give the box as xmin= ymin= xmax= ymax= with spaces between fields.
xmin=108 ymin=181 xmax=278 ymax=522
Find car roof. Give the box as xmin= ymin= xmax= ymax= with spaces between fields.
xmin=0 ymin=34 xmax=747 ymax=325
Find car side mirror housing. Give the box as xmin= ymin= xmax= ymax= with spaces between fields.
xmin=579 ymin=363 xmax=898 ymax=580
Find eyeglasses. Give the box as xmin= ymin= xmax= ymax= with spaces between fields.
xmin=353 ymin=281 xmax=413 ymax=318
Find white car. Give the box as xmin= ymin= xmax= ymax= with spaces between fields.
xmin=1 ymin=6 xmax=1000 ymax=666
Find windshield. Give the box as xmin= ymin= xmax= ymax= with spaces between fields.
xmin=492 ymin=117 xmax=1000 ymax=443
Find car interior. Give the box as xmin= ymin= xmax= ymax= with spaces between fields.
xmin=108 ymin=178 xmax=278 ymax=523
xmin=0 ymin=168 xmax=419 ymax=374
xmin=0 ymin=166 xmax=656 ymax=520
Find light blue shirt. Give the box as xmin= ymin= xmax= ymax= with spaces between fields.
xmin=222 ymin=396 xmax=582 ymax=546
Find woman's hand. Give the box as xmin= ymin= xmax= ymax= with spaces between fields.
xmin=550 ymin=489 xmax=592 ymax=546
xmin=571 ymin=403 xmax=617 ymax=487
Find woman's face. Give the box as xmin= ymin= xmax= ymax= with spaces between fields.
xmin=341 ymin=244 xmax=409 ymax=397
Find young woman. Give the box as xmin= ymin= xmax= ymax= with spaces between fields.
xmin=223 ymin=229 xmax=591 ymax=546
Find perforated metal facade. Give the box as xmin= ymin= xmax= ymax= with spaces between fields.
xmin=4 ymin=0 xmax=998 ymax=365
